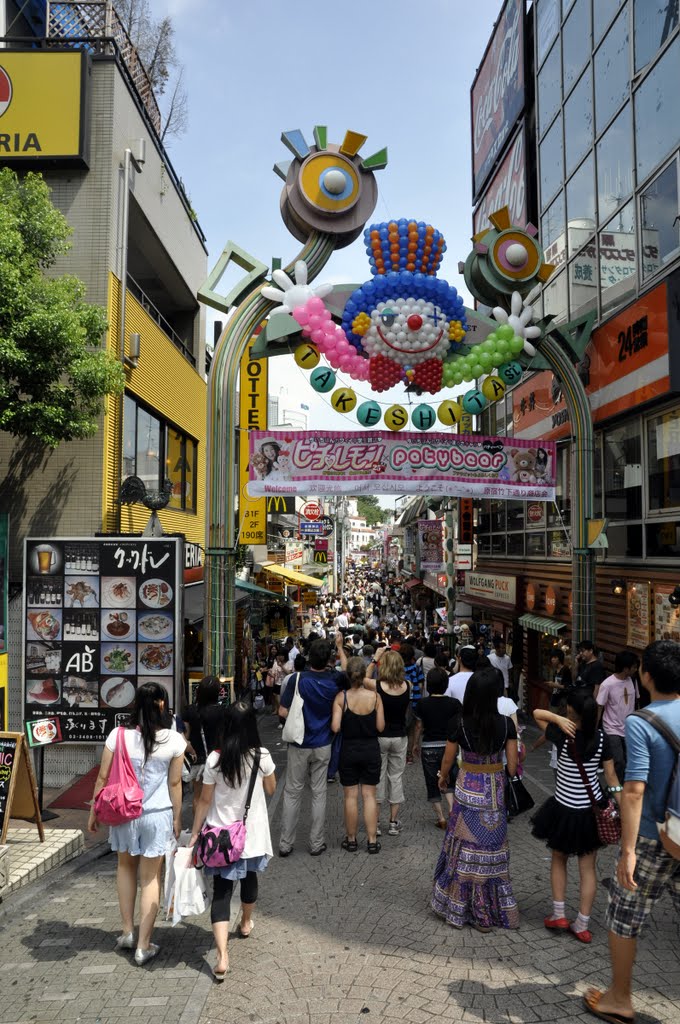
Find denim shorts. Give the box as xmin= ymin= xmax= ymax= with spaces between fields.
xmin=109 ymin=808 xmax=173 ymax=858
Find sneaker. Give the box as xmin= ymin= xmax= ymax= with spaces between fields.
xmin=388 ymin=820 xmax=402 ymax=835
xmin=376 ymin=823 xmax=382 ymax=837
xmin=115 ymin=932 xmax=135 ymax=950
xmin=134 ymin=943 xmax=159 ymax=966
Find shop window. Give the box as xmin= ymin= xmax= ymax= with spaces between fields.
xmin=640 ymin=160 xmax=680 ymax=278
xmin=595 ymin=0 xmax=627 ymax=45
xmin=634 ymin=35 xmax=680 ymax=183
xmin=567 ymin=154 xmax=596 ymax=255
xmin=563 ymin=0 xmax=591 ymax=93
xmin=604 ymin=421 xmax=642 ymax=520
xmin=565 ymin=67 xmax=593 ymax=175
xmin=553 ymin=444 xmax=572 ymax=523
xmin=478 ymin=534 xmax=492 ymax=557
xmin=548 ymin=529 xmax=571 ymax=558
xmin=569 ymin=237 xmax=598 ymax=317
xmin=646 ymin=521 xmax=680 ymax=557
xmin=542 ymin=191 xmax=566 ymax=266
xmin=544 ymin=269 xmax=568 ymax=323
xmin=647 ymin=408 xmax=680 ymax=510
xmin=507 ymin=501 xmax=525 ymax=531
xmin=526 ymin=532 xmax=546 ymax=557
xmin=508 ymin=533 xmax=525 ymax=556
xmin=606 ymin=523 xmax=643 ymax=557
xmin=540 ymin=114 xmax=564 ymax=207
xmin=478 ymin=500 xmax=491 ymax=533
xmin=491 ymin=534 xmax=507 ymax=556
xmin=599 ymin=201 xmax=637 ymax=313
xmin=121 ymin=394 xmax=198 ymax=513
xmin=634 ymin=0 xmax=679 ymax=71
xmin=593 ymin=434 xmax=603 ymax=517
xmin=595 ymin=8 xmax=630 ymax=133
xmin=596 ymin=103 xmax=634 ymax=223
xmin=537 ymin=0 xmax=560 ymax=64
xmin=491 ymin=500 xmax=506 ymax=532
xmin=539 ymin=37 xmax=562 ymax=137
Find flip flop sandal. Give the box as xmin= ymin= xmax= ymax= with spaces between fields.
xmin=341 ymin=837 xmax=358 ymax=852
xmin=583 ymin=989 xmax=635 ymax=1024
xmin=367 ymin=841 xmax=381 ymax=854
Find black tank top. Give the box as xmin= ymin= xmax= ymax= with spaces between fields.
xmin=341 ymin=692 xmax=379 ymax=741
xmin=377 ymin=680 xmax=410 ymax=737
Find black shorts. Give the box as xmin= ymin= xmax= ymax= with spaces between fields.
xmin=338 ymin=739 xmax=381 ymax=787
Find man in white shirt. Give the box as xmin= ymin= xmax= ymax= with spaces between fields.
xmin=488 ymin=638 xmax=513 ymax=694
xmin=445 ymin=647 xmax=477 ymax=702
xmin=335 ymin=610 xmax=349 ymax=630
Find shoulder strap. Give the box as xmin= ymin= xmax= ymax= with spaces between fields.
xmin=632 ymin=709 xmax=680 ymax=753
xmin=568 ymin=739 xmax=599 ymax=811
xmin=242 ymin=749 xmax=262 ymax=824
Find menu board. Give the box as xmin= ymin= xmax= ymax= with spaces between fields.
xmin=0 ymin=734 xmax=18 ymax=838
xmin=654 ymin=584 xmax=680 ymax=642
xmin=23 ymin=537 xmax=183 ymax=742
xmin=626 ymin=581 xmax=651 ymax=649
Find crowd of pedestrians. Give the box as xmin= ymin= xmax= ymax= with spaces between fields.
xmin=86 ymin=561 xmax=680 ymax=1021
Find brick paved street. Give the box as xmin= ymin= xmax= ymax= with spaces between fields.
xmin=0 ymin=717 xmax=678 ymax=1024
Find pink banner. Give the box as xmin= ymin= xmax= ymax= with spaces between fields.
xmin=418 ymin=520 xmax=444 ymax=572
xmin=248 ymin=431 xmax=556 ymax=501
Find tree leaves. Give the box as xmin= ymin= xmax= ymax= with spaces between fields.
xmin=0 ymin=169 xmax=125 ymax=447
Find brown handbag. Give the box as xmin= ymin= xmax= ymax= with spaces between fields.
xmin=568 ymin=738 xmax=622 ymax=846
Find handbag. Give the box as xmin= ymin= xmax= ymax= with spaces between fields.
xmin=281 ymin=673 xmax=305 ymax=745
xmin=505 ymin=772 xmax=535 ymax=817
xmin=94 ymin=727 xmax=144 ymax=826
xmin=195 ymin=750 xmax=261 ymax=868
xmin=569 ymin=739 xmax=622 ymax=846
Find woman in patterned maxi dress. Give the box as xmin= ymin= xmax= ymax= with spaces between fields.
xmin=432 ymin=667 xmax=520 ymax=931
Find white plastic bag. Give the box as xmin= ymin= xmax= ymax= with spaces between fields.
xmin=281 ymin=673 xmax=305 ymax=745
xmin=165 ymin=832 xmax=205 ymax=925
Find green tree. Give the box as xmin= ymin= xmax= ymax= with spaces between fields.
xmin=0 ymin=169 xmax=124 ymax=447
xmin=356 ymin=495 xmax=390 ymax=526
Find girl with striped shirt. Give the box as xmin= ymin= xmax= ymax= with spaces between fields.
xmin=530 ymin=690 xmax=621 ymax=944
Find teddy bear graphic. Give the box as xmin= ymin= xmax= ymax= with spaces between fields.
xmin=508 ymin=448 xmax=538 ymax=484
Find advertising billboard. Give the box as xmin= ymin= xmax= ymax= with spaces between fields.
xmin=23 ymin=537 xmax=183 ymax=742
xmin=0 ymin=51 xmax=90 ymax=165
xmin=239 ymin=343 xmax=268 ymax=545
xmin=471 ymin=0 xmax=525 ymax=202
xmin=473 ymin=126 xmax=527 ymax=236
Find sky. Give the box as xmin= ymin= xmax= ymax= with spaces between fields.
xmin=155 ymin=0 xmax=506 ymax=431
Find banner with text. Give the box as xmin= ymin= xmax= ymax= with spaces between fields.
xmin=418 ymin=520 xmax=444 ymax=571
xmin=248 ymin=431 xmax=556 ymax=500
xmin=239 ymin=342 xmax=268 ymax=544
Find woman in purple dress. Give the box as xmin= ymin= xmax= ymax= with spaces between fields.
xmin=431 ymin=667 xmax=519 ymax=931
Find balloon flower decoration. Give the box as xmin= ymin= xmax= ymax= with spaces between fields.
xmin=263 ymin=213 xmax=547 ymax=430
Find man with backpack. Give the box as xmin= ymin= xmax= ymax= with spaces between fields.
xmin=584 ymin=640 xmax=680 ymax=1024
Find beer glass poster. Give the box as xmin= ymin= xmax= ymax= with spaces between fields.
xmin=23 ymin=537 xmax=183 ymax=741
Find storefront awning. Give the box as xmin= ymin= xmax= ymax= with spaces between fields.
xmin=236 ymin=579 xmax=283 ymax=599
xmin=260 ymin=562 xmax=323 ymax=588
xmin=518 ymin=614 xmax=567 ymax=637
xmin=403 ymin=578 xmax=423 ymax=590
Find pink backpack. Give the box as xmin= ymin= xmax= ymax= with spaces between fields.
xmin=94 ymin=727 xmax=144 ymax=826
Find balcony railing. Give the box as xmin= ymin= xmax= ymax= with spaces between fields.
xmin=127 ymin=274 xmax=196 ymax=368
xmin=47 ymin=1 xmax=161 ymax=132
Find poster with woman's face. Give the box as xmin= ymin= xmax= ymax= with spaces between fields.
xmin=251 ymin=439 xmax=291 ymax=479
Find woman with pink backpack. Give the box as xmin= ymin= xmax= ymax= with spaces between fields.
xmin=88 ymin=682 xmax=186 ymax=965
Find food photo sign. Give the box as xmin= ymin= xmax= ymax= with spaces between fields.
xmin=22 ymin=537 xmax=183 ymax=742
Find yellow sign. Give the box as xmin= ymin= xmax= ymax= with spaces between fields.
xmin=0 ymin=654 xmax=7 ymax=732
xmin=313 ymin=550 xmax=328 ymax=564
xmin=0 ymin=51 xmax=88 ymax=163
xmin=239 ymin=343 xmax=268 ymax=544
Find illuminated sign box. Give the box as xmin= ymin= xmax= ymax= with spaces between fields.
xmin=0 ymin=51 xmax=90 ymax=165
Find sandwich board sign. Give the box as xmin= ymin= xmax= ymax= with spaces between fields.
xmin=0 ymin=732 xmax=44 ymax=844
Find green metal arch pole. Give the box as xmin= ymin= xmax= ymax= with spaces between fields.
xmin=204 ymin=232 xmax=336 ymax=680
xmin=537 ymin=331 xmax=595 ymax=644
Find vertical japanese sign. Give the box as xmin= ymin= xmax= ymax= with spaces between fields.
xmin=418 ymin=520 xmax=444 ymax=571
xmin=239 ymin=344 xmax=268 ymax=545
xmin=0 ymin=514 xmax=8 ymax=730
xmin=626 ymin=582 xmax=651 ymax=649
xmin=23 ymin=537 xmax=182 ymax=742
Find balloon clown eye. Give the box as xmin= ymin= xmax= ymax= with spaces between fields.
xmin=381 ymin=309 xmax=396 ymax=327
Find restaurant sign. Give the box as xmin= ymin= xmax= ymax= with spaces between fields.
xmin=465 ymin=573 xmax=517 ymax=607
xmin=23 ymin=537 xmax=183 ymax=742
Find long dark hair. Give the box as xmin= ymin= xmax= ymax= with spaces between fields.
xmin=128 ymin=681 xmax=172 ymax=762
xmin=566 ymin=689 xmax=599 ymax=760
xmin=462 ymin=667 xmax=501 ymax=755
xmin=218 ymin=701 xmax=262 ymax=787
xmin=182 ymin=675 xmax=220 ymax=719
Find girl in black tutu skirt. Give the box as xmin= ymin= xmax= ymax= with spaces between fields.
xmin=531 ymin=690 xmax=621 ymax=944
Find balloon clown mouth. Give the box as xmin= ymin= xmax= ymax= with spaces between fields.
xmin=376 ymin=326 xmax=444 ymax=354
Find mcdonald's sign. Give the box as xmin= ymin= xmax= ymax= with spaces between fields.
xmin=313 ymin=550 xmax=328 ymax=564
xmin=266 ymin=495 xmax=295 ymax=515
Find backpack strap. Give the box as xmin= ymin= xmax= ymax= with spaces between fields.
xmin=632 ymin=709 xmax=680 ymax=753
xmin=242 ymin=749 xmax=262 ymax=825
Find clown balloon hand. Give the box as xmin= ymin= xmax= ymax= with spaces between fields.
xmin=261 ymin=260 xmax=332 ymax=312
xmin=492 ymin=288 xmax=542 ymax=358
